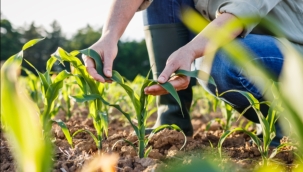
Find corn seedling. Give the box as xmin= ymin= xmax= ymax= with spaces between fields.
xmin=206 ymin=101 xmax=236 ymax=131
xmin=181 ymin=8 xmax=303 ymax=167
xmin=217 ymin=88 xmax=289 ymax=166
xmin=54 ymin=118 xmax=105 ymax=151
xmin=1 ymin=39 xmax=53 ymax=172
xmin=52 ymin=48 xmax=111 ymax=150
xmin=25 ymin=57 xmax=72 ymax=132
xmin=60 ymin=48 xmax=193 ymax=158
xmin=61 ymin=79 xmax=73 ymax=118
xmin=190 ymin=85 xmax=219 ymax=116
xmin=21 ymin=67 xmax=42 ymax=104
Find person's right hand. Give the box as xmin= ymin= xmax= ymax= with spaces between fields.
xmin=82 ymin=37 xmax=118 ymax=83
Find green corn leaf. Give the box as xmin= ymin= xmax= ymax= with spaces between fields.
xmin=75 ymin=65 xmax=99 ymax=94
xmin=54 ymin=120 xmax=73 ymax=148
xmin=212 ymin=98 xmax=219 ymax=112
xmin=244 ymin=121 xmax=254 ymax=130
xmin=55 ymin=48 xmax=83 ymax=67
xmin=139 ymin=79 xmax=156 ymax=124
xmin=144 ymin=146 xmax=153 ymax=158
xmin=159 ymin=82 xmax=184 ymax=116
xmin=111 ymin=70 xmax=141 ymax=116
xmin=44 ymin=71 xmax=52 ymax=85
xmin=175 ymin=69 xmax=216 ymax=87
xmin=99 ymin=111 xmax=109 ymax=137
xmin=1 ymin=57 xmax=52 ymax=172
xmin=269 ymin=143 xmax=292 ymax=159
xmin=24 ymin=59 xmax=50 ymax=95
xmin=218 ymin=128 xmax=261 ymax=158
xmin=22 ymin=38 xmax=45 ymax=50
xmin=72 ymin=129 xmax=99 ymax=148
xmin=49 ymin=105 xmax=64 ymax=118
xmin=219 ymin=90 xmax=260 ymax=110
xmin=46 ymin=80 xmax=66 ymax=101
xmin=1 ymin=38 xmax=41 ymax=68
xmin=46 ymin=56 xmax=57 ymax=73
xmin=69 ymin=94 xmax=101 ymax=103
xmin=70 ymin=94 xmax=139 ymax=134
xmin=111 ymin=70 xmax=124 ymax=84
xmin=100 ymin=99 xmax=139 ymax=136
xmin=79 ymin=48 xmax=110 ymax=80
xmin=53 ymin=70 xmax=72 ymax=84
xmin=205 ymin=118 xmax=222 ymax=131
xmin=139 ymin=68 xmax=154 ymax=111
xmin=74 ymin=75 xmax=88 ymax=94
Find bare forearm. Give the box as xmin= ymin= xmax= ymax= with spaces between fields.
xmin=102 ymin=0 xmax=143 ymax=42
xmin=188 ymin=13 xmax=244 ymax=58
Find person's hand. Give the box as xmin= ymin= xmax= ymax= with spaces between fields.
xmin=82 ymin=37 xmax=118 ymax=82
xmin=144 ymin=46 xmax=196 ymax=95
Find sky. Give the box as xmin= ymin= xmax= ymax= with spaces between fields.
xmin=1 ymin=0 xmax=145 ymax=41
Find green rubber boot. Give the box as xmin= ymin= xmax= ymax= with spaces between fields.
xmin=144 ymin=23 xmax=194 ymax=136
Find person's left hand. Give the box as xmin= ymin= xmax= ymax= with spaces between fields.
xmin=144 ymin=46 xmax=196 ymax=95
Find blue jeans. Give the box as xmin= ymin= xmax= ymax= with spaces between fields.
xmin=195 ymin=34 xmax=284 ymax=122
xmin=143 ymin=0 xmax=196 ymax=40
xmin=142 ymin=0 xmax=284 ymax=122
xmin=143 ymin=0 xmax=195 ymax=25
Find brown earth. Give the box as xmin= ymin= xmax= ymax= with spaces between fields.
xmin=0 ymin=104 xmax=299 ymax=172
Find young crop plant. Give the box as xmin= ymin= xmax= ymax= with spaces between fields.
xmin=217 ymin=88 xmax=290 ymax=166
xmin=21 ymin=67 xmax=42 ymax=104
xmin=190 ymin=85 xmax=219 ymax=116
xmin=182 ymin=7 xmax=303 ymax=166
xmin=205 ymin=101 xmax=236 ymax=132
xmin=25 ymin=56 xmax=72 ymax=132
xmin=1 ymin=39 xmax=53 ymax=172
xmin=68 ymin=51 xmax=187 ymax=158
xmin=51 ymin=48 xmax=120 ymax=150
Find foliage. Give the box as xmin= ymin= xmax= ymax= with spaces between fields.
xmin=53 ymin=48 xmax=110 ymax=150
xmin=65 ymin=48 xmax=187 ymax=158
xmin=1 ymin=39 xmax=53 ymax=172
xmin=0 ymin=19 xmax=22 ymax=61
xmin=0 ymin=17 xmax=150 ymax=81
xmin=181 ymin=7 xmax=303 ymax=166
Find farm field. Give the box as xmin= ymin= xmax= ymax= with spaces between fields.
xmin=1 ymin=39 xmax=303 ymax=172
xmin=0 ymin=100 xmax=297 ymax=172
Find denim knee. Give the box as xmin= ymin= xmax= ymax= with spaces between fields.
xmin=143 ymin=0 xmax=195 ymax=25
xmin=195 ymin=34 xmax=284 ymax=122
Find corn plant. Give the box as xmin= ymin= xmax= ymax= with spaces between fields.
xmin=61 ymin=79 xmax=73 ymax=118
xmin=217 ymin=88 xmax=286 ymax=165
xmin=181 ymin=7 xmax=303 ymax=166
xmin=53 ymin=119 xmax=101 ymax=149
xmin=25 ymin=57 xmax=72 ymax=132
xmin=52 ymin=48 xmax=110 ymax=150
xmin=190 ymin=85 xmax=219 ymax=115
xmin=1 ymin=39 xmax=53 ymax=172
xmin=206 ymin=101 xmax=235 ymax=131
xmin=21 ymin=67 xmax=41 ymax=104
xmin=55 ymin=48 xmax=191 ymax=158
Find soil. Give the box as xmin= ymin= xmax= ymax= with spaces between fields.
xmin=0 ymin=103 xmax=299 ymax=172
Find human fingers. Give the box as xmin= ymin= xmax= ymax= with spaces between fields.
xmin=82 ymin=54 xmax=106 ymax=82
xmin=102 ymin=46 xmax=117 ymax=78
xmin=144 ymin=75 xmax=190 ymax=95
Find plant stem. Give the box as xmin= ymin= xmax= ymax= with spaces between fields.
xmin=138 ymin=138 xmax=145 ymax=158
xmin=98 ymin=134 xmax=102 ymax=150
xmin=42 ymin=104 xmax=52 ymax=132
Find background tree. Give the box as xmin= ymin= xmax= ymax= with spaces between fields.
xmin=0 ymin=17 xmax=22 ymax=61
xmin=1 ymin=17 xmax=150 ymax=80
xmin=20 ymin=21 xmax=67 ymax=73
xmin=115 ymin=40 xmax=150 ymax=80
